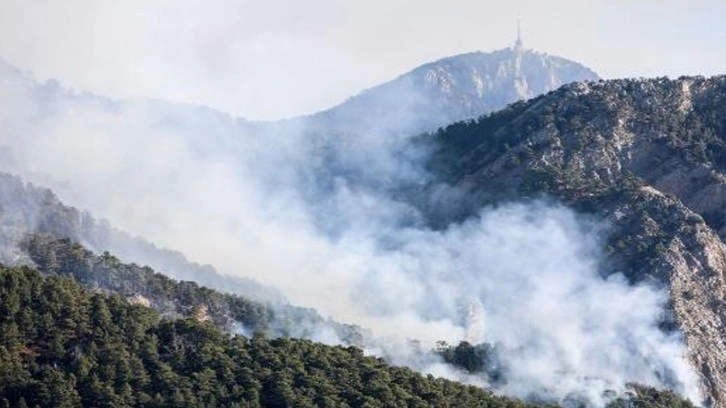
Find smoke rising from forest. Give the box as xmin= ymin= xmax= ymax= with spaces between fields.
xmin=0 ymin=63 xmax=701 ymax=405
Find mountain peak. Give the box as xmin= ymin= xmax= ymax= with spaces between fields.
xmin=312 ymin=48 xmax=599 ymax=136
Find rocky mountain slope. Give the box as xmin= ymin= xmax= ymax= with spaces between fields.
xmin=420 ymin=75 xmax=726 ymax=406
xmin=278 ymin=45 xmax=600 ymax=214
xmin=304 ymin=47 xmax=599 ymax=137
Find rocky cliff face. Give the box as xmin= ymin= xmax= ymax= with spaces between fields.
xmin=423 ymin=75 xmax=726 ymax=406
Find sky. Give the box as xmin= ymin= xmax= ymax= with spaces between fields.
xmin=1 ymin=0 xmax=725 ymax=120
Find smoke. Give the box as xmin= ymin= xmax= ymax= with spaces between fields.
xmin=0 ymin=62 xmax=701 ymax=405
xmin=387 ymin=205 xmax=699 ymax=403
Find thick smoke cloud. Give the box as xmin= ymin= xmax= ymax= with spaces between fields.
xmin=0 ymin=64 xmax=701 ymax=405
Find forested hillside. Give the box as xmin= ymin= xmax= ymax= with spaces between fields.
xmin=0 ymin=172 xmax=283 ymax=304
xmin=0 ymin=265 xmax=548 ymax=408
xmin=0 ymin=173 xmax=361 ymax=343
xmin=0 ymin=266 xmax=695 ymax=407
xmin=20 ymin=234 xmax=365 ymax=345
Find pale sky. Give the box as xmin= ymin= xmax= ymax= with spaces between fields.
xmin=1 ymin=0 xmax=724 ymax=120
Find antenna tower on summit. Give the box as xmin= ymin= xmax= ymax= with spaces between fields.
xmin=514 ymin=15 xmax=524 ymax=52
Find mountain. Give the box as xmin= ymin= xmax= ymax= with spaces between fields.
xmin=419 ymin=75 xmax=726 ymax=406
xmin=0 ymin=46 xmax=601 ymax=302
xmin=304 ymin=46 xmax=599 ymax=136
xmin=0 ymin=45 xmax=601 ymax=200
xmin=279 ymin=45 xmax=600 ymax=215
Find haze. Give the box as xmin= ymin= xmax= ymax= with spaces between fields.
xmin=1 ymin=0 xmax=724 ymax=120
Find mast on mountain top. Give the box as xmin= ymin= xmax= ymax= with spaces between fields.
xmin=512 ymin=15 xmax=527 ymax=99
xmin=514 ymin=16 xmax=524 ymax=52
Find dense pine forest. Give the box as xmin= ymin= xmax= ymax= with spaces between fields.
xmin=0 ymin=264 xmax=696 ymax=407
xmin=0 ymin=265 xmax=547 ymax=408
xmin=21 ymin=234 xmax=364 ymax=343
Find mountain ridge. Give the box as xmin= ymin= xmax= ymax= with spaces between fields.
xmin=0 ymin=171 xmax=380 ymax=354
xmin=302 ymin=47 xmax=599 ymax=136
xmin=420 ymin=74 xmax=726 ymax=406
xmin=0 ymin=46 xmax=599 ymax=127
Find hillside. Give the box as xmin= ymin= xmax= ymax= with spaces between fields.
xmin=0 ymin=265 xmax=541 ymax=408
xmin=0 ymin=171 xmax=284 ymax=303
xmin=0 ymin=173 xmax=363 ymax=344
xmin=306 ymin=47 xmax=599 ymax=136
xmin=0 ymin=265 xmax=696 ymax=408
xmin=420 ymin=75 xmax=726 ymax=406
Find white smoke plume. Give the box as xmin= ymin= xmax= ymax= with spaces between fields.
xmin=0 ymin=61 xmax=701 ymax=405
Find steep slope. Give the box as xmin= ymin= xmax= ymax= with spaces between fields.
xmin=306 ymin=47 xmax=599 ymax=136
xmin=421 ymin=75 xmax=726 ymax=406
xmin=0 ymin=172 xmax=282 ymax=303
xmin=282 ymin=46 xmax=599 ymax=213
xmin=0 ymin=173 xmax=362 ymax=344
xmin=1 ymin=175 xmax=698 ymax=406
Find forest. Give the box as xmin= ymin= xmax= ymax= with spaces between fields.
xmin=0 ymin=264 xmax=695 ymax=407
xmin=0 ymin=265 xmax=548 ymax=408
